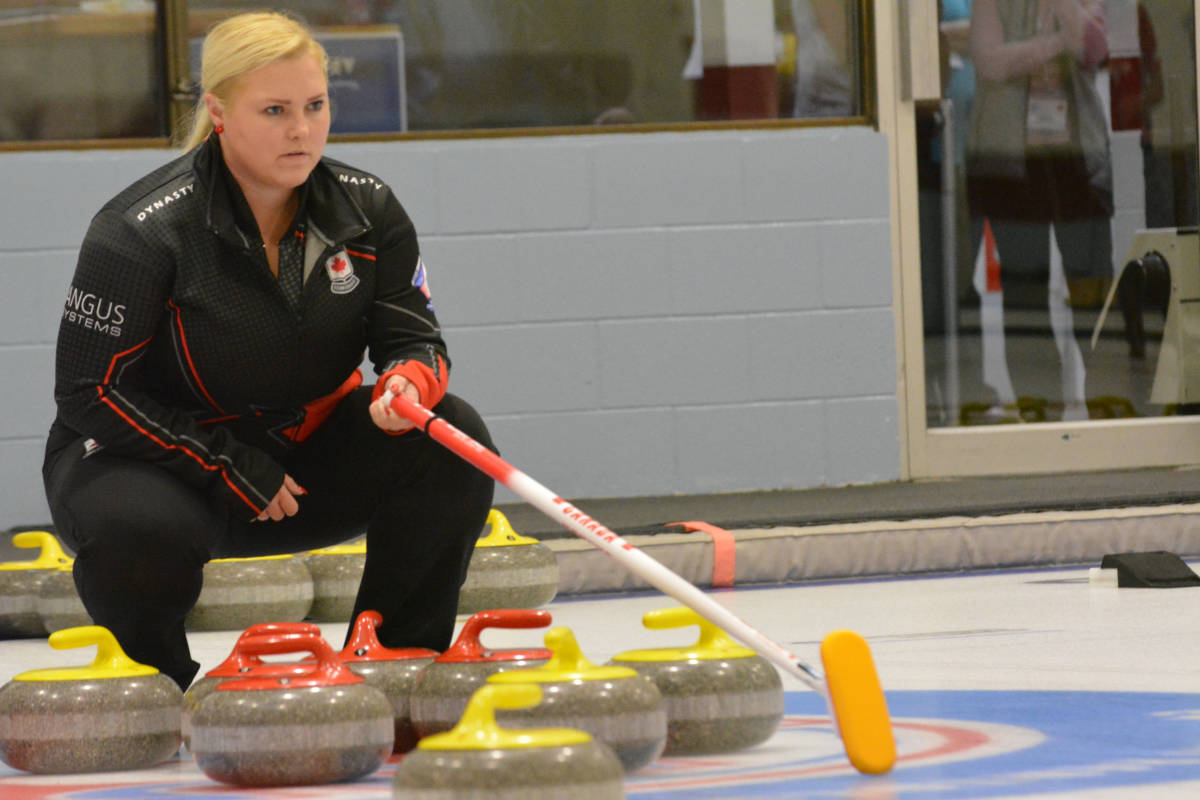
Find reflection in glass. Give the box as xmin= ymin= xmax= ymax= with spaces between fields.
xmin=0 ymin=1 xmax=166 ymax=141
xmin=1 ymin=1 xmax=867 ymax=143
xmin=920 ymin=0 xmax=1200 ymax=427
xmin=188 ymin=0 xmax=864 ymax=132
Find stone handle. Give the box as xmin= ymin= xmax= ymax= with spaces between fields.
xmin=446 ymin=608 xmax=553 ymax=659
xmin=8 ymin=530 xmax=72 ymax=569
xmin=218 ymin=623 xmax=324 ymax=670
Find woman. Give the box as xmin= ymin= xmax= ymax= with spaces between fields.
xmin=42 ymin=11 xmax=495 ymax=690
xmin=965 ymin=0 xmax=1111 ymax=420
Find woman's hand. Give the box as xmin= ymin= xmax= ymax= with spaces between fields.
xmin=256 ymin=474 xmax=306 ymax=522
xmin=369 ymin=374 xmax=419 ymax=433
xmin=1048 ymin=0 xmax=1107 ymax=66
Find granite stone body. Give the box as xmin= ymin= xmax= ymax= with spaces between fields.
xmin=1 ymin=531 xmax=73 ymax=639
xmin=181 ymin=674 xmax=225 ymax=751
xmin=190 ymin=682 xmax=393 ymax=786
xmin=37 ymin=569 xmax=92 ymax=634
xmin=409 ymin=608 xmax=553 ymax=739
xmin=0 ymin=569 xmax=50 ymax=638
xmin=392 ymin=741 xmax=626 ymax=799
xmin=180 ymin=664 xmax=312 ymax=751
xmin=180 ymin=622 xmax=324 ymax=751
xmin=347 ymin=657 xmax=434 ymax=753
xmin=457 ymin=543 xmax=559 ymax=615
xmin=302 ymin=549 xmax=365 ymax=622
xmin=493 ymin=673 xmax=666 ymax=773
xmin=410 ymin=656 xmax=549 ymax=739
xmin=0 ymin=674 xmax=182 ymax=773
xmin=337 ymin=609 xmax=440 ymax=753
xmin=607 ymin=606 xmax=785 ymax=755
xmin=608 ymin=655 xmax=783 ymax=754
xmin=186 ymin=557 xmax=314 ymax=632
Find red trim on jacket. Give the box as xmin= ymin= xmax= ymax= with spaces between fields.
xmin=281 ymin=369 xmax=364 ymax=443
xmin=371 ymin=355 xmax=449 ymax=408
xmin=96 ymin=390 xmax=262 ymax=513
xmin=370 ymin=355 xmax=449 ymax=435
xmin=167 ymin=299 xmax=225 ymax=413
xmin=96 ymin=336 xmax=261 ymax=513
xmin=102 ymin=337 xmax=152 ymax=383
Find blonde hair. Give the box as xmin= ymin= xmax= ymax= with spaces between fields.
xmin=179 ymin=11 xmax=328 ymax=150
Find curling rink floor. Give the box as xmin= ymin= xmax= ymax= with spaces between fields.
xmin=2 ymin=562 xmax=1199 ymax=799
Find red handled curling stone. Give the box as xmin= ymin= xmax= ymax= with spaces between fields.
xmin=490 ymin=626 xmax=667 ymax=773
xmin=189 ymin=633 xmax=393 ymax=786
xmin=409 ymin=608 xmax=552 ymax=740
xmin=37 ymin=560 xmax=93 ymax=634
xmin=0 ymin=625 xmax=182 ymax=773
xmin=0 ymin=531 xmax=71 ymax=638
xmin=608 ymin=606 xmax=783 ymax=755
xmin=337 ymin=610 xmax=438 ymax=752
xmin=303 ymin=540 xmax=365 ymax=622
xmin=185 ymin=554 xmax=313 ymax=631
xmin=180 ymin=622 xmax=323 ymax=751
xmin=393 ymin=684 xmax=625 ymax=800
xmin=458 ymin=509 xmax=559 ymax=615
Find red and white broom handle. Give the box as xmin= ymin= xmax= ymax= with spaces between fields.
xmin=384 ymin=389 xmax=828 ymax=699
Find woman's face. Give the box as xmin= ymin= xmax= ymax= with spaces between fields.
xmin=208 ymin=53 xmax=330 ymax=196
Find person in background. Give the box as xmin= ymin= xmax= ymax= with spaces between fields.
xmin=965 ymin=0 xmax=1111 ymax=420
xmin=42 ymin=11 xmax=495 ymax=690
xmin=786 ymin=0 xmax=854 ymax=118
xmin=1138 ymin=0 xmax=1197 ymax=230
xmin=941 ymin=0 xmax=976 ymax=165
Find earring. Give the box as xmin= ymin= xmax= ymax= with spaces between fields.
xmin=214 ymin=124 xmax=225 ymax=134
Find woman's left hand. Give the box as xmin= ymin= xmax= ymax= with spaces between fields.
xmin=369 ymin=374 xmax=419 ymax=433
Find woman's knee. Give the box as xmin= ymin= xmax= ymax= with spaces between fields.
xmin=434 ymin=393 xmax=496 ymax=454
xmin=74 ymin=539 xmax=203 ymax=613
xmin=50 ymin=456 xmax=220 ymax=561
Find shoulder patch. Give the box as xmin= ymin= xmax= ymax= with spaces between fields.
xmin=412 ymin=257 xmax=434 ymax=311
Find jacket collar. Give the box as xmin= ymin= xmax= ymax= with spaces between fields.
xmin=194 ymin=136 xmax=371 ymax=250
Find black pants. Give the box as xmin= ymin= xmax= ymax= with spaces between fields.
xmin=42 ymin=389 xmax=495 ymax=690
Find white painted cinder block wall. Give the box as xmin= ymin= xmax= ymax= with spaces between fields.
xmin=0 ymin=126 xmax=900 ymax=523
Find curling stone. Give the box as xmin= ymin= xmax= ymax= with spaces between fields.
xmin=185 ymin=554 xmax=313 ymax=631
xmin=337 ymin=609 xmax=438 ymax=752
xmin=608 ymin=606 xmax=783 ymax=755
xmin=490 ymin=626 xmax=667 ymax=773
xmin=37 ymin=560 xmax=93 ymax=634
xmin=0 ymin=530 xmax=71 ymax=638
xmin=190 ymin=633 xmax=393 ymax=787
xmin=393 ymin=683 xmax=625 ymax=800
xmin=410 ymin=608 xmax=553 ymax=740
xmin=181 ymin=621 xmax=324 ymax=751
xmin=0 ymin=625 xmax=182 ymax=774
xmin=303 ymin=540 xmax=365 ymax=622
xmin=458 ymin=509 xmax=558 ymax=615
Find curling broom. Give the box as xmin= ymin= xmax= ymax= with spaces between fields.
xmin=384 ymin=389 xmax=896 ymax=774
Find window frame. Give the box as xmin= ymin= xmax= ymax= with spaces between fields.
xmin=0 ymin=0 xmax=876 ymax=153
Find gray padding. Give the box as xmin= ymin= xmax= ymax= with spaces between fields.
xmin=545 ymin=504 xmax=1200 ymax=594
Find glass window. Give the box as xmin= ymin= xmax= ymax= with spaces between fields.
xmin=0 ymin=1 xmax=868 ymax=144
xmin=0 ymin=1 xmax=167 ymax=142
xmin=919 ymin=0 xmax=1200 ymax=427
xmin=188 ymin=1 xmax=866 ymax=134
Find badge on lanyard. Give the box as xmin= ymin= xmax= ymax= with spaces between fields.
xmin=1026 ymin=39 xmax=1070 ymax=148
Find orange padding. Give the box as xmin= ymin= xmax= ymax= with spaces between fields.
xmin=667 ymin=521 xmax=736 ymax=588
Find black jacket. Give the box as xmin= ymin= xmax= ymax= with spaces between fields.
xmin=48 ymin=136 xmax=448 ymax=516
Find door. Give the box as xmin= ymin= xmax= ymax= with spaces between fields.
xmin=885 ymin=0 xmax=1200 ymax=477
